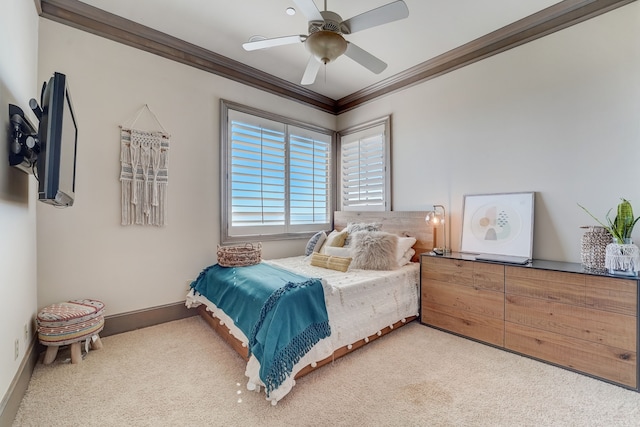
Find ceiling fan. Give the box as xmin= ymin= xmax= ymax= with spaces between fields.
xmin=242 ymin=0 xmax=410 ymax=85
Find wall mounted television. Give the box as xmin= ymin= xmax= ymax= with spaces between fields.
xmin=7 ymin=72 xmax=78 ymax=207
xmin=37 ymin=72 xmax=78 ymax=206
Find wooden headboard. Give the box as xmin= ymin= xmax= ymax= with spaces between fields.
xmin=333 ymin=211 xmax=434 ymax=261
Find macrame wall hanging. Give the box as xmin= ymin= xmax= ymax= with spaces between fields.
xmin=119 ymin=104 xmax=170 ymax=226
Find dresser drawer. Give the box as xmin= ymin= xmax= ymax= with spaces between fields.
xmin=505 ymin=322 xmax=637 ymax=388
xmin=421 ymin=256 xmax=504 ymax=346
xmin=505 ymin=266 xmax=585 ymax=306
xmin=423 ymin=256 xmax=504 ymax=292
xmin=585 ymin=275 xmax=638 ymax=316
xmin=505 ymin=294 xmax=636 ymax=351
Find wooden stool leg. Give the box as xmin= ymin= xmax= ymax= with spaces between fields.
xmin=70 ymin=342 xmax=82 ymax=364
xmin=43 ymin=346 xmax=59 ymax=365
xmin=90 ymin=335 xmax=103 ymax=350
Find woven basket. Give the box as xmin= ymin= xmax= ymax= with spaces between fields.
xmin=580 ymin=226 xmax=612 ymax=271
xmin=217 ymin=243 xmax=262 ymax=267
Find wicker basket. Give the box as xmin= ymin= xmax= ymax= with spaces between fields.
xmin=580 ymin=226 xmax=612 ymax=271
xmin=217 ymin=243 xmax=262 ymax=267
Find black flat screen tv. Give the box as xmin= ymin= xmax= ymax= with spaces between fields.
xmin=37 ymin=72 xmax=78 ymax=207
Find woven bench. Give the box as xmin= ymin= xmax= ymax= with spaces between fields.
xmin=37 ymin=299 xmax=105 ymax=364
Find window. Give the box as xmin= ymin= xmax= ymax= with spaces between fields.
xmin=338 ymin=116 xmax=391 ymax=211
xmin=221 ymin=100 xmax=334 ymax=242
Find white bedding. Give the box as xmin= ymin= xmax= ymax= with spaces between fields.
xmin=185 ymin=255 xmax=419 ymax=404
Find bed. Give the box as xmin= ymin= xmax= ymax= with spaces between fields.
xmin=185 ymin=211 xmax=434 ymax=404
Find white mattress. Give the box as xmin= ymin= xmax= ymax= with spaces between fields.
xmin=185 ymin=255 xmax=419 ymax=404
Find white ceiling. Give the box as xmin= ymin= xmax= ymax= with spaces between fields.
xmin=77 ymin=0 xmax=562 ymax=100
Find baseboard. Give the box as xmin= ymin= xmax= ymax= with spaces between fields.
xmin=0 ymin=337 xmax=39 ymax=427
xmin=0 ymin=301 xmax=196 ymax=426
xmin=101 ymin=301 xmax=197 ymax=337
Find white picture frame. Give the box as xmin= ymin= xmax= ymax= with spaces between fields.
xmin=460 ymin=192 xmax=535 ymax=258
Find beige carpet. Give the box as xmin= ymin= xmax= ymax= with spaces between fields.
xmin=12 ymin=316 xmax=640 ymax=426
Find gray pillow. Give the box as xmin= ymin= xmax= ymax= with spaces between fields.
xmin=350 ymin=231 xmax=398 ymax=270
xmin=344 ymin=222 xmax=382 ymax=247
xmin=304 ymin=231 xmax=327 ymax=256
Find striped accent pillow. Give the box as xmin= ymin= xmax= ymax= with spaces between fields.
xmin=310 ymin=252 xmax=352 ymax=272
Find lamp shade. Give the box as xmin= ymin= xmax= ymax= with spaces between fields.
xmin=425 ymin=204 xmax=450 ymax=254
xmin=425 ymin=210 xmax=444 ymax=225
xmin=305 ymin=31 xmax=347 ymax=64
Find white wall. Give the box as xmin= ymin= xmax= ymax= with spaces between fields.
xmin=36 ymin=19 xmax=336 ymax=315
xmin=0 ymin=0 xmax=39 ymax=403
xmin=35 ymin=1 xmax=639 ymax=321
xmin=338 ymin=2 xmax=640 ymax=263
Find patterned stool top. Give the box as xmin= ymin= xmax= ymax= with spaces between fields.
xmin=37 ymin=299 xmax=105 ymax=327
xmin=38 ymin=315 xmax=105 ymax=346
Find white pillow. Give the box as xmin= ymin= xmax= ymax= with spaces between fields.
xmin=395 ymin=237 xmax=417 ymax=265
xmin=398 ymin=248 xmax=416 ymax=267
xmin=323 ymin=246 xmax=352 ymax=258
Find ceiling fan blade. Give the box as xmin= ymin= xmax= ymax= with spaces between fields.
xmin=242 ymin=35 xmax=304 ymax=51
xmin=293 ymin=0 xmax=324 ymax=23
xmin=342 ymin=0 xmax=409 ymax=34
xmin=301 ymin=56 xmax=322 ymax=85
xmin=344 ymin=42 xmax=387 ymax=74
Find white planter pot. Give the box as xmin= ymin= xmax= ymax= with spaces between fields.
xmin=605 ymin=242 xmax=640 ymax=276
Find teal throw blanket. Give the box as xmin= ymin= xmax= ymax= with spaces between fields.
xmin=191 ymin=262 xmax=331 ymax=395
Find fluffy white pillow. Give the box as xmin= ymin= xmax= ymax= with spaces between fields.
xmin=350 ymin=231 xmax=398 ymax=270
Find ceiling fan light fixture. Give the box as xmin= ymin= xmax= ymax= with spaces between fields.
xmin=305 ymin=30 xmax=347 ymax=64
xmin=248 ymin=35 xmax=266 ymax=43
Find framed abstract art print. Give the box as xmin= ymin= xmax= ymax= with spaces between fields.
xmin=460 ymin=192 xmax=535 ymax=258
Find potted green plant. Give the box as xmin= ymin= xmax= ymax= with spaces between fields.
xmin=579 ymin=198 xmax=640 ymax=244
xmin=579 ymin=198 xmax=640 ymax=276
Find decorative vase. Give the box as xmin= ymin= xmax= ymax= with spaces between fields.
xmin=580 ymin=226 xmax=612 ymax=271
xmin=605 ymin=238 xmax=640 ymax=276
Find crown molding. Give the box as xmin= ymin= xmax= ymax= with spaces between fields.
xmin=39 ymin=0 xmax=337 ymax=114
xmin=39 ymin=0 xmax=635 ymax=116
xmin=336 ymin=0 xmax=635 ymax=112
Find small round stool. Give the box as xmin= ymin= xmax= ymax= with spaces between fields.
xmin=37 ymin=299 xmax=105 ymax=364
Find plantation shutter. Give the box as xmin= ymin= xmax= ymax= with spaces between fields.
xmin=224 ymin=105 xmax=332 ymax=240
xmin=229 ymin=111 xmax=286 ymax=235
xmin=289 ymin=126 xmax=331 ymax=229
xmin=340 ymin=122 xmax=388 ymax=211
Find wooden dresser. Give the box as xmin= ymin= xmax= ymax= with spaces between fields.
xmin=420 ymin=253 xmax=639 ymax=390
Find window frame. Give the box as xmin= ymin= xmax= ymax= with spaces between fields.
xmin=220 ymin=99 xmax=336 ymax=243
xmin=337 ymin=115 xmax=391 ymax=212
